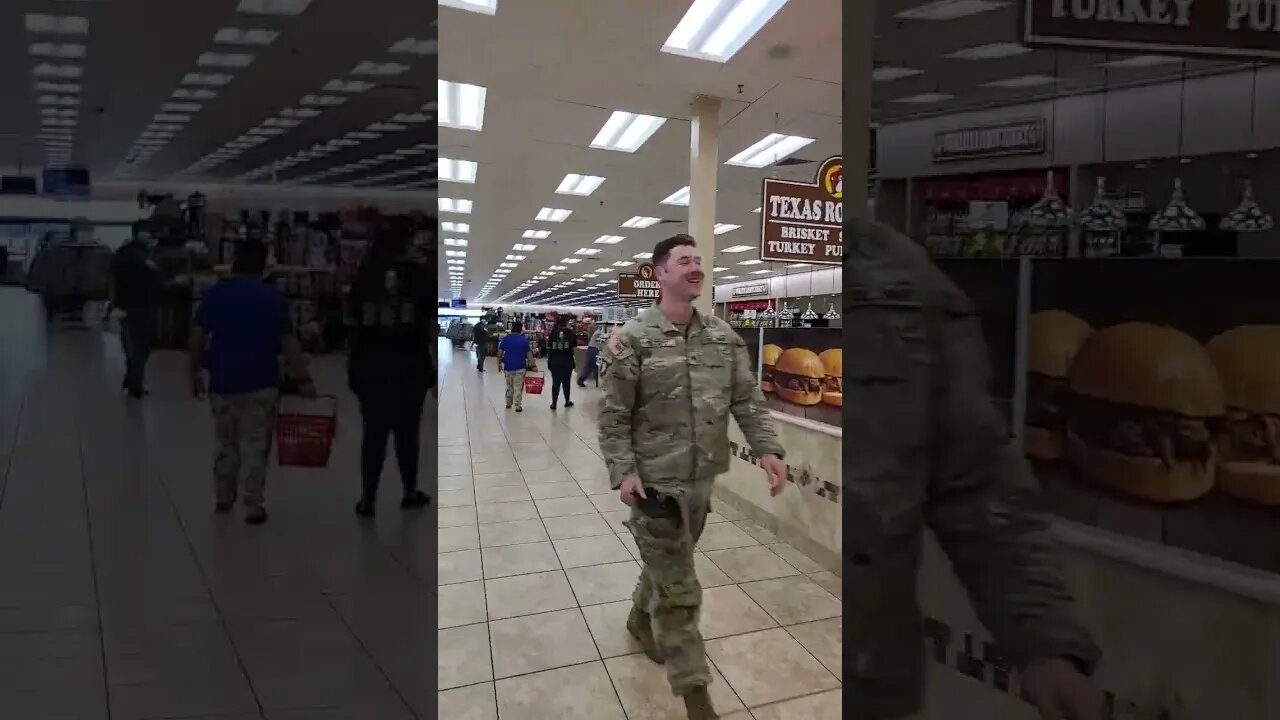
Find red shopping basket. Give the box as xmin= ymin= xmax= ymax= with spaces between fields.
xmin=276 ymin=395 xmax=338 ymax=467
xmin=524 ymin=371 xmax=545 ymax=395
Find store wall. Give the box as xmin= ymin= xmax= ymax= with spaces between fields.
xmin=877 ymin=67 xmax=1280 ymax=180
xmin=713 ymin=267 xmax=841 ymax=303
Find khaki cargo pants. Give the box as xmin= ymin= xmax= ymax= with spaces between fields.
xmin=624 ymin=477 xmax=715 ymax=696
xmin=503 ymin=370 xmax=525 ymax=409
xmin=210 ymin=388 xmax=278 ymax=507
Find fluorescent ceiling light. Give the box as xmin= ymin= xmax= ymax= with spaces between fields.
xmin=895 ymin=0 xmax=1009 ymax=21
xmin=594 ymin=235 xmax=625 ymax=244
xmin=33 ymin=64 xmax=82 ymax=79
xmin=556 ymin=174 xmax=605 ymax=196
xmin=182 ymin=73 xmax=233 ymax=86
xmin=439 ymin=198 xmax=474 ymax=213
xmin=25 ymin=14 xmax=89 ymax=35
xmin=622 ymin=216 xmax=661 ymax=228
xmin=523 ymin=230 xmax=551 ymax=239
xmin=739 ymin=259 xmax=764 ymax=265
xmin=713 ymin=223 xmax=740 ymax=234
xmin=174 ymin=88 xmax=217 ymax=100
xmin=262 ymin=117 xmax=301 ymax=128
xmin=389 ymin=38 xmax=437 ymax=55
xmin=892 ymin=92 xmax=955 ymax=104
xmin=214 ymin=28 xmax=279 ymax=46
xmin=1099 ymin=54 xmax=1182 ymax=69
xmin=536 ymin=208 xmax=572 ymax=222
xmin=438 ymin=79 xmax=487 ymax=131
xmin=549 ymin=265 xmax=568 ymax=270
xmin=38 ymin=95 xmax=78 ymax=106
xmin=392 ymin=112 xmax=431 ymax=123
xmin=721 ymin=245 xmax=754 ymax=253
xmin=719 ymin=275 xmax=739 ymax=280
xmin=445 ymin=250 xmax=466 ymax=257
xmin=324 ymin=79 xmax=375 ymax=93
xmin=367 ymin=122 xmax=407 ymax=132
xmin=752 ymin=207 xmax=761 ymax=212
xmin=661 ymin=187 xmax=691 ymax=206
xmin=439 ymin=0 xmax=498 ymax=15
xmin=612 ymin=261 xmax=632 ymax=267
xmin=634 ymin=252 xmax=653 ymax=259
xmin=712 ymin=266 xmax=729 ymax=272
xmin=561 ymin=258 xmax=582 ymax=264
xmin=439 ymin=158 xmax=478 ymax=183
xmin=352 ymin=61 xmax=410 ymax=76
xmin=300 ymin=94 xmax=346 ymax=106
xmin=506 ymin=255 xmax=526 ymax=261
xmin=590 ymin=111 xmax=666 ymax=152
xmin=873 ymin=66 xmax=924 ymax=82
xmin=35 ymin=82 xmax=80 ymax=93
xmin=946 ymin=42 xmax=1029 ymax=60
xmin=443 ymin=222 xmax=470 ymax=233
xmin=513 ymin=243 xmax=536 ymax=251
xmin=236 ymin=0 xmax=315 ymax=16
xmin=788 ymin=262 xmax=810 ymax=268
xmin=155 ymin=114 xmax=191 ymax=123
xmin=662 ymin=0 xmax=790 ymax=63
xmin=29 ymin=43 xmax=85 ymax=59
xmin=198 ymin=52 xmax=255 ymax=68
xmin=725 ymin=132 xmax=814 ymax=167
xmin=41 ymin=108 xmax=76 ymax=117
xmin=983 ymin=74 xmax=1059 ymax=88
xmin=749 ymin=269 xmax=772 ymax=274
xmin=163 ymin=102 xmax=202 ymax=112
xmin=499 ymin=262 xmax=518 ymax=268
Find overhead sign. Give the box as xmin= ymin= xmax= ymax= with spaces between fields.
xmin=731 ymin=283 xmax=770 ymax=298
xmin=1022 ymin=0 xmax=1280 ymax=60
xmin=934 ymin=119 xmax=1046 ymax=162
xmin=759 ymin=155 xmax=843 ymax=266
xmin=618 ymin=262 xmax=659 ymax=299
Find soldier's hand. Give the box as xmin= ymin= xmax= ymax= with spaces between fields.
xmin=619 ymin=475 xmax=646 ymax=506
xmin=1021 ymin=658 xmax=1105 ymax=720
xmin=759 ymin=455 xmax=788 ymax=496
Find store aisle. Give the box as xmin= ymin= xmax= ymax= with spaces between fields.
xmin=436 ymin=341 xmax=842 ymax=720
xmin=0 ymin=288 xmax=435 ymax=720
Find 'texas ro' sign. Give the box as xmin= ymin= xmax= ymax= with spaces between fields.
xmin=1023 ymin=0 xmax=1280 ymax=59
xmin=759 ymin=156 xmax=844 ymax=266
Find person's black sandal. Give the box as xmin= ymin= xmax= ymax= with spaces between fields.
xmin=401 ymin=490 xmax=430 ymax=509
xmin=355 ymin=499 xmax=376 ymax=517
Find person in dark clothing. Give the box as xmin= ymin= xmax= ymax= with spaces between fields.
xmin=109 ymin=225 xmax=163 ymax=398
xmin=346 ymin=225 xmax=434 ymax=517
xmin=543 ymin=315 xmax=576 ymax=409
xmin=473 ymin=320 xmax=489 ymax=371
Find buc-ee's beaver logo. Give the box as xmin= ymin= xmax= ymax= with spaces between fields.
xmin=820 ymin=158 xmax=842 ymax=200
xmin=639 ymin=263 xmax=654 ymax=280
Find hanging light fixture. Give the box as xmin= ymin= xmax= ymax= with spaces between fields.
xmin=779 ymin=302 xmax=794 ymax=325
xmin=1221 ymin=179 xmax=1274 ymax=233
xmin=760 ymin=300 xmax=776 ymax=325
xmin=1221 ymin=65 xmax=1274 ymax=234
xmin=801 ymin=301 xmax=818 ymax=321
xmin=1077 ymin=176 xmax=1126 ymax=232
xmin=823 ymin=301 xmax=839 ymax=321
xmin=1150 ymin=61 xmax=1204 ymax=234
xmin=1026 ymin=50 xmax=1073 ymax=231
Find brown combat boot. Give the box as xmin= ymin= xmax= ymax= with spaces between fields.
xmin=626 ymin=606 xmax=664 ymax=664
xmin=683 ymin=686 xmax=718 ymax=719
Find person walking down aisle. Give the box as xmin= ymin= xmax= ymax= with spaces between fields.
xmin=543 ymin=315 xmax=576 ymax=409
xmin=347 ymin=224 xmax=435 ymax=518
xmin=188 ymin=241 xmax=315 ymax=525
xmin=844 ymin=217 xmax=1104 ymax=720
xmin=577 ymin=323 xmax=607 ymax=387
xmin=599 ymin=234 xmax=788 ymax=720
xmin=109 ymin=223 xmax=163 ymax=398
xmin=498 ymin=321 xmax=533 ymax=412
xmin=473 ymin=320 xmax=489 ymax=372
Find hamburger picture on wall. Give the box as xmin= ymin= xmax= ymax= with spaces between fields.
xmin=761 ymin=344 xmax=782 ymax=393
xmin=1025 ymin=310 xmax=1093 ymax=461
xmin=772 ymin=348 xmax=825 ymax=406
xmin=818 ymin=348 xmax=841 ymax=407
xmin=1065 ymin=322 xmax=1225 ymax=503
xmin=1207 ymin=325 xmax=1280 ymax=505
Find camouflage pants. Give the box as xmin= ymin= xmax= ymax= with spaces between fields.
xmin=503 ymin=370 xmax=525 ymax=408
xmin=625 ymin=477 xmax=714 ymax=696
xmin=210 ymin=388 xmax=278 ymax=507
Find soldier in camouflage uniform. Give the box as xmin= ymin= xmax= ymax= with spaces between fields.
xmin=844 ymin=217 xmax=1105 ymax=720
xmin=599 ymin=234 xmax=788 ymax=720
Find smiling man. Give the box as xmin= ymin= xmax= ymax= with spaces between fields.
xmin=598 ymin=233 xmax=788 ymax=720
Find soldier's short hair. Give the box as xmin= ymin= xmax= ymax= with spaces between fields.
xmin=652 ymin=233 xmax=696 ymax=268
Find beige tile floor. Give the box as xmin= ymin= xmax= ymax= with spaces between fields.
xmin=437 ymin=342 xmax=842 ymax=719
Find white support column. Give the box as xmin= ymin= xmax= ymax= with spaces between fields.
xmin=688 ymin=95 xmax=721 ymax=316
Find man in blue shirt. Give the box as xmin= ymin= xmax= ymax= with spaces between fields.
xmin=497 ymin=321 xmax=533 ymax=412
xmin=188 ymin=241 xmax=314 ymax=525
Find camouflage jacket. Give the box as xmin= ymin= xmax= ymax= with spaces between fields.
xmin=599 ymin=306 xmax=783 ymax=490
xmin=845 ymin=218 xmax=1101 ymax=719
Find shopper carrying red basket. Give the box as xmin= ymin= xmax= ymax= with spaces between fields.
xmin=188 ymin=240 xmax=315 ymax=525
xmin=346 ymin=221 xmax=434 ymax=518
xmin=498 ymin=320 xmax=535 ymax=412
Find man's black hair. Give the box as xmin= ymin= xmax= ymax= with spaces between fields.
xmin=511 ymin=321 xmax=523 ymax=333
xmin=652 ymin=233 xmax=696 ymax=268
xmin=232 ymin=240 xmax=269 ymax=276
